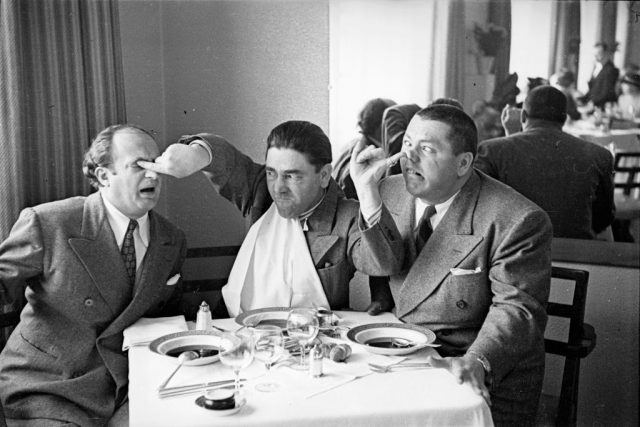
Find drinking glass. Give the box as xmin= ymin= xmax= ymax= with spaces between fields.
xmin=252 ymin=325 xmax=284 ymax=392
xmin=218 ymin=330 xmax=255 ymax=396
xmin=285 ymin=308 xmax=319 ymax=370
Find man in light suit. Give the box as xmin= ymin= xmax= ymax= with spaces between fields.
xmin=0 ymin=124 xmax=186 ymax=426
xmin=351 ymin=105 xmax=552 ymax=426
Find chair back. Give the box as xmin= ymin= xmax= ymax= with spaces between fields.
xmin=614 ymin=151 xmax=640 ymax=197
xmin=543 ymin=266 xmax=596 ymax=427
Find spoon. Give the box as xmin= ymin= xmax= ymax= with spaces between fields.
xmin=157 ymin=351 xmax=198 ymax=390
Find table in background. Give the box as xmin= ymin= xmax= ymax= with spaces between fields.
xmin=128 ymin=311 xmax=493 ymax=427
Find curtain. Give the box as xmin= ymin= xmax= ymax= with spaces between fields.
xmin=0 ymin=0 xmax=126 ymax=240
xmin=488 ymin=0 xmax=511 ymax=96
xmin=549 ymin=0 xmax=581 ymax=77
xmin=598 ymin=0 xmax=617 ymax=48
xmin=444 ymin=0 xmax=466 ymax=101
xmin=425 ymin=0 xmax=457 ymax=102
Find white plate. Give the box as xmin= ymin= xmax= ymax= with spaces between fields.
xmin=149 ymin=330 xmax=221 ymax=366
xmin=195 ymin=396 xmax=246 ymax=416
xmin=235 ymin=307 xmax=341 ymax=330
xmin=346 ymin=323 xmax=437 ymax=356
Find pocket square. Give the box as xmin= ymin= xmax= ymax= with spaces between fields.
xmin=166 ymin=273 xmax=181 ymax=286
xmin=450 ymin=267 xmax=482 ymax=276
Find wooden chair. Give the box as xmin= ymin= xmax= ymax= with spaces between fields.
xmin=540 ymin=266 xmax=597 ymax=427
xmin=613 ymin=151 xmax=640 ymax=197
xmin=612 ymin=152 xmax=640 ymax=241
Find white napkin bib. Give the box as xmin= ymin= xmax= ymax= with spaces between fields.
xmin=222 ymin=204 xmax=329 ymax=317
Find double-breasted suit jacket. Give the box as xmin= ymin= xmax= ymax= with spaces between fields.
xmin=183 ymin=133 xmax=405 ymax=311
xmin=379 ymin=171 xmax=552 ymax=424
xmin=0 ymin=192 xmax=186 ymax=426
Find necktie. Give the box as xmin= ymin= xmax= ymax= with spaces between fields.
xmin=121 ymin=220 xmax=138 ymax=287
xmin=415 ymin=205 xmax=436 ymax=253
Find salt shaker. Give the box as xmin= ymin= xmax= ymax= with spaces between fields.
xmin=195 ymin=301 xmax=212 ymax=331
xmin=309 ymin=344 xmax=323 ymax=378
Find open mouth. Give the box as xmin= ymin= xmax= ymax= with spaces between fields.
xmin=139 ymin=185 xmax=156 ymax=196
xmin=405 ymin=168 xmax=423 ymax=178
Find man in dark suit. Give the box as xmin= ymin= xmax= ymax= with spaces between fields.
xmin=0 ymin=125 xmax=186 ymax=426
xmin=351 ymin=105 xmax=552 ymax=426
xmin=139 ymin=121 xmax=405 ymax=316
xmin=581 ymin=42 xmax=620 ymax=109
xmin=476 ymin=85 xmax=615 ymax=239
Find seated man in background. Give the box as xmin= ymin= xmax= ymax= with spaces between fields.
xmin=579 ymin=42 xmax=619 ymax=109
xmin=618 ymin=72 xmax=640 ymax=120
xmin=0 ymin=124 xmax=186 ymax=426
xmin=350 ymin=104 xmax=552 ymax=426
xmin=333 ymin=97 xmax=396 ymax=200
xmin=476 ymin=86 xmax=615 ymax=239
xmin=139 ymin=120 xmax=405 ymax=317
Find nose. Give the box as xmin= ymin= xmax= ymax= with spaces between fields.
xmin=144 ymin=169 xmax=158 ymax=180
xmin=402 ymin=144 xmax=419 ymax=163
xmin=273 ymin=175 xmax=288 ymax=194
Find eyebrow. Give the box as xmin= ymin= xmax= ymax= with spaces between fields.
xmin=265 ymin=166 xmax=304 ymax=174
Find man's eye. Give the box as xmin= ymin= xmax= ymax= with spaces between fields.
xmin=420 ymin=145 xmax=435 ymax=153
xmin=266 ymin=170 xmax=276 ymax=178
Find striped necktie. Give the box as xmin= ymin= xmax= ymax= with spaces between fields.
xmin=121 ymin=220 xmax=138 ymax=287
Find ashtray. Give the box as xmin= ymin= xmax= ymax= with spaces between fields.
xmin=195 ymin=390 xmax=245 ymax=416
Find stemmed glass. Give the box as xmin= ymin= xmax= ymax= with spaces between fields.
xmin=218 ymin=330 xmax=255 ymax=396
xmin=285 ymin=308 xmax=319 ymax=370
xmin=252 ymin=325 xmax=284 ymax=392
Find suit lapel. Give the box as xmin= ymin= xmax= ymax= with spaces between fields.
xmin=68 ymin=193 xmax=130 ymax=317
xmin=101 ymin=212 xmax=180 ymax=338
xmin=384 ymin=178 xmax=418 ymax=263
xmin=306 ymin=180 xmax=341 ymax=264
xmin=395 ymin=172 xmax=485 ymax=319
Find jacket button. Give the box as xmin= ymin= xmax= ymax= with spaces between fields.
xmin=456 ymin=300 xmax=468 ymax=309
xmin=84 ymin=298 xmax=94 ymax=307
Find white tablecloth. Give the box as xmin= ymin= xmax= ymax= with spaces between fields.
xmin=128 ymin=311 xmax=493 ymax=427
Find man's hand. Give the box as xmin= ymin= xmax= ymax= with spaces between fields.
xmin=349 ymin=137 xmax=406 ymax=217
xmin=428 ymin=354 xmax=492 ymax=406
xmin=138 ymin=142 xmax=210 ymax=178
xmin=501 ymin=105 xmax=522 ymax=136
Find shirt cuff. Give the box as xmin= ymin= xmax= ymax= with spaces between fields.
xmin=361 ymin=203 xmax=382 ymax=228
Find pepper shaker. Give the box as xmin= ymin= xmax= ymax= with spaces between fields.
xmin=195 ymin=301 xmax=212 ymax=331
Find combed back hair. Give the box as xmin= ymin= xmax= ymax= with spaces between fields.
xmin=357 ymin=98 xmax=396 ymax=136
xmin=415 ymin=105 xmax=478 ymax=156
xmin=524 ymin=86 xmax=567 ymax=124
xmin=266 ymin=120 xmax=332 ymax=171
xmin=83 ymin=124 xmax=155 ymax=189
xmin=428 ymin=97 xmax=464 ymax=111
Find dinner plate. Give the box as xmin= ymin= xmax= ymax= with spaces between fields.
xmin=346 ymin=323 xmax=437 ymax=356
xmin=235 ymin=307 xmax=341 ymax=330
xmin=149 ymin=330 xmax=221 ymax=366
xmin=195 ymin=396 xmax=246 ymax=416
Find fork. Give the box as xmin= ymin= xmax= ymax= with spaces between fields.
xmin=368 ymin=362 xmax=433 ymax=373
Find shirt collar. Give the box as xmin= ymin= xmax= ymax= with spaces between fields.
xmin=101 ymin=194 xmax=150 ymax=247
xmin=414 ymin=190 xmax=460 ymax=230
xmin=298 ymin=189 xmax=328 ymax=231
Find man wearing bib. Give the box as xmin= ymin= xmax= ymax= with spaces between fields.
xmin=140 ymin=121 xmax=405 ymax=316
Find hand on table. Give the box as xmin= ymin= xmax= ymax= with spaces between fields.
xmin=138 ymin=142 xmax=209 ymax=178
xmin=427 ymin=353 xmax=491 ymax=406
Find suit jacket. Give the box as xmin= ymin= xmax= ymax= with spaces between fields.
xmin=475 ymin=120 xmax=615 ymax=239
xmin=379 ymin=172 xmax=552 ymax=423
xmin=191 ymin=133 xmax=405 ymax=310
xmin=0 ymin=192 xmax=186 ymax=426
xmin=585 ymin=61 xmax=619 ymax=108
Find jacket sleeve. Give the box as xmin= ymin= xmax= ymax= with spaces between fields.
xmin=349 ymin=204 xmax=405 ymax=276
xmin=181 ymin=133 xmax=270 ymax=222
xmin=591 ymin=149 xmax=616 ymax=234
xmin=466 ymin=208 xmax=552 ymax=387
xmin=0 ymin=208 xmax=44 ymax=304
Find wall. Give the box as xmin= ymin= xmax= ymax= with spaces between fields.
xmin=119 ymin=0 xmax=329 ymax=256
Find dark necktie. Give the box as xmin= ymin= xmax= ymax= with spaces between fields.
xmin=415 ymin=205 xmax=436 ymax=253
xmin=121 ymin=220 xmax=138 ymax=287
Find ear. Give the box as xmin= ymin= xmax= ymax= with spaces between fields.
xmin=95 ymin=166 xmax=111 ymax=188
xmin=319 ymin=163 xmax=332 ymax=188
xmin=457 ymin=152 xmax=474 ymax=177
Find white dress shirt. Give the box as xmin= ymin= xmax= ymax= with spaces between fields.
xmin=102 ymin=195 xmax=150 ymax=271
xmin=414 ymin=190 xmax=459 ymax=236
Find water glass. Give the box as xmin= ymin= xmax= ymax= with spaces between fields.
xmin=285 ymin=308 xmax=319 ymax=370
xmin=252 ymin=325 xmax=284 ymax=392
xmin=218 ymin=330 xmax=255 ymax=396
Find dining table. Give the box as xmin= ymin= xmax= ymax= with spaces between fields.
xmin=127 ymin=310 xmax=494 ymax=427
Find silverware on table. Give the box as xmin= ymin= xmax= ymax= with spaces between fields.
xmin=158 ymin=378 xmax=245 ymax=398
xmin=367 ymin=362 xmax=433 ymax=373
